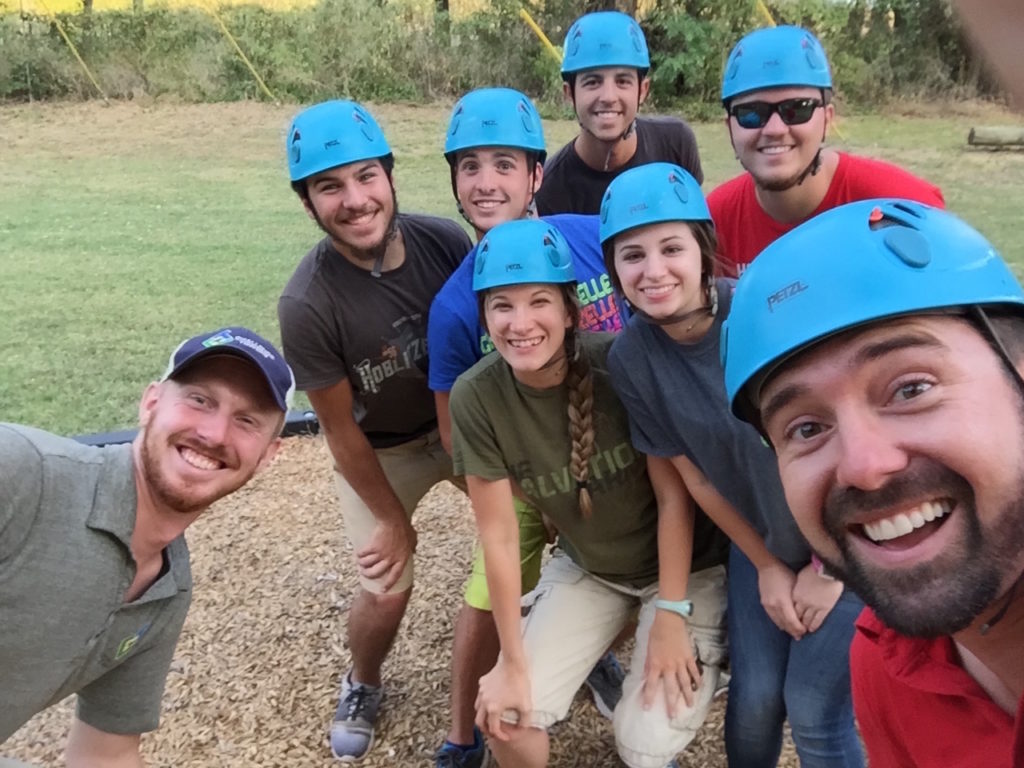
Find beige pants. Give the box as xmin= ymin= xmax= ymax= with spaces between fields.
xmin=332 ymin=429 xmax=454 ymax=594
xmin=515 ymin=554 xmax=728 ymax=768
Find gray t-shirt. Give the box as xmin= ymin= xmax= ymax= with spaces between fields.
xmin=0 ymin=425 xmax=192 ymax=739
xmin=534 ymin=116 xmax=704 ymax=216
xmin=606 ymin=285 xmax=811 ymax=568
xmin=278 ymin=213 xmax=471 ymax=447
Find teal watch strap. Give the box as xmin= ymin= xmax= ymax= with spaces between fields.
xmin=655 ymin=598 xmax=693 ymax=618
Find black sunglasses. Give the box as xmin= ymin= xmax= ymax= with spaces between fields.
xmin=729 ymin=98 xmax=823 ymax=129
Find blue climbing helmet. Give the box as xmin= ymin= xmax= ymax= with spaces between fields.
xmin=473 ymin=219 xmax=576 ymax=292
xmin=721 ymin=25 xmax=832 ymax=105
xmin=722 ymin=199 xmax=1024 ymax=425
xmin=444 ymin=87 xmax=547 ymax=164
xmin=287 ymin=100 xmax=392 ymax=182
xmin=561 ymin=11 xmax=650 ymax=79
xmin=599 ymin=162 xmax=710 ymax=246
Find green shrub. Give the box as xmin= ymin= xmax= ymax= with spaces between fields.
xmin=0 ymin=0 xmax=1005 ymax=106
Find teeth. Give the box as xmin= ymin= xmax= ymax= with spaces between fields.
xmin=760 ymin=146 xmax=791 ymax=155
xmin=642 ymin=285 xmax=675 ymax=297
xmin=508 ymin=338 xmax=542 ymax=349
xmin=180 ymin=447 xmax=220 ymax=471
xmin=863 ymin=501 xmax=950 ymax=542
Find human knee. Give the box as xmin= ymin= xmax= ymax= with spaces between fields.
xmin=613 ymin=666 xmax=718 ymax=768
xmin=357 ymin=584 xmax=412 ymax=615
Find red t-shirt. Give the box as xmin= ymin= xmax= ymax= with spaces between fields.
xmin=851 ymin=608 xmax=1024 ymax=768
xmin=706 ymin=152 xmax=945 ymax=276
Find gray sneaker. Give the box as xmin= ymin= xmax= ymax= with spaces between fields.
xmin=329 ymin=672 xmax=383 ymax=762
xmin=584 ymin=651 xmax=624 ymax=719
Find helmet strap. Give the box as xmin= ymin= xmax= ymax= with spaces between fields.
xmin=625 ymin=276 xmax=718 ymax=330
xmin=968 ymin=305 xmax=1024 ymax=636
xmin=971 ymin=306 xmax=1024 ymax=397
xmin=794 ymin=148 xmax=824 ymax=187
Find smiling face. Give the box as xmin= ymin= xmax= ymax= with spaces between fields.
xmin=727 ymin=86 xmax=832 ymax=192
xmin=454 ymin=148 xmax=542 ymax=239
xmin=304 ymin=159 xmax=397 ymax=262
xmin=759 ymin=315 xmax=1024 ymax=636
xmin=566 ymin=67 xmax=649 ymax=142
xmin=137 ymin=355 xmax=282 ymax=516
xmin=612 ymin=221 xmax=707 ymax=326
xmin=482 ymin=283 xmax=574 ymax=388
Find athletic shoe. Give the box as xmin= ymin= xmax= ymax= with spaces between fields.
xmin=714 ymin=668 xmax=731 ymax=700
xmin=434 ymin=728 xmax=490 ymax=768
xmin=585 ymin=651 xmax=625 ymax=719
xmin=329 ymin=672 xmax=383 ymax=762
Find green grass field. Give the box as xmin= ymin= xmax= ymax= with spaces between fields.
xmin=2 ymin=99 xmax=1023 ymax=435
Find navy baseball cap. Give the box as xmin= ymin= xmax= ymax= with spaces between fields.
xmin=161 ymin=327 xmax=295 ymax=411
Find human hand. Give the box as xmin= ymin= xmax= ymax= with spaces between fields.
xmin=355 ymin=518 xmax=417 ymax=592
xmin=793 ymin=563 xmax=844 ymax=633
xmin=474 ymin=658 xmax=532 ymax=742
xmin=643 ymin=611 xmax=702 ymax=718
xmin=757 ymin=560 xmax=806 ymax=640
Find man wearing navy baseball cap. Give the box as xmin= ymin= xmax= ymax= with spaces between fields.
xmin=1 ymin=327 xmax=292 ymax=766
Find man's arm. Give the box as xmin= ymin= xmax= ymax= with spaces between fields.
xmin=66 ymin=719 xmax=143 ymax=768
xmin=307 ymin=378 xmax=415 ymax=590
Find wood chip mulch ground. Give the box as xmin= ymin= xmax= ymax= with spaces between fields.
xmin=5 ymin=436 xmax=799 ymax=767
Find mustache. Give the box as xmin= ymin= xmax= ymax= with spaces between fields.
xmin=175 ymin=434 xmax=231 ymax=466
xmin=823 ymin=457 xmax=974 ymax=532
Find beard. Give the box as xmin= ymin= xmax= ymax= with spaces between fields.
xmin=747 ymin=150 xmax=822 ymax=193
xmin=818 ymin=456 xmax=1024 ymax=637
xmin=315 ymin=187 xmax=400 ymax=266
xmin=139 ymin=425 xmax=252 ymax=515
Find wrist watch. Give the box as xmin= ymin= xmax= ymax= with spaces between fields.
xmin=655 ymin=598 xmax=693 ymax=619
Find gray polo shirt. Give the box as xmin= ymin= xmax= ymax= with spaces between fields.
xmin=0 ymin=424 xmax=192 ymax=740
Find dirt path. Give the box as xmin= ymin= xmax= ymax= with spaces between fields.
xmin=4 ymin=435 xmax=782 ymax=767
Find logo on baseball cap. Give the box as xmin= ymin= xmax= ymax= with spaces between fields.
xmin=162 ymin=327 xmax=295 ymax=411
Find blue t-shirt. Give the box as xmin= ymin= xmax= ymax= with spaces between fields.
xmin=427 ymin=214 xmax=628 ymax=392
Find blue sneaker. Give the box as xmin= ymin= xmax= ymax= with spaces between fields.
xmin=584 ymin=651 xmax=624 ymax=719
xmin=434 ymin=728 xmax=490 ymax=768
xmin=329 ymin=672 xmax=383 ymax=762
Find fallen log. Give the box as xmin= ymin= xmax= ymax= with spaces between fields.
xmin=968 ymin=126 xmax=1024 ymax=146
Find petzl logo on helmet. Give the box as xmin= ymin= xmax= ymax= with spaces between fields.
xmin=506 ymin=263 xmax=523 ymax=272
xmin=766 ymin=280 xmax=809 ymax=312
xmin=202 ymin=330 xmax=235 ymax=348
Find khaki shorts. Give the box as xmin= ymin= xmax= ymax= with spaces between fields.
xmin=462 ymin=497 xmax=548 ymax=611
xmin=512 ymin=554 xmax=728 ymax=768
xmin=332 ymin=429 xmax=454 ymax=594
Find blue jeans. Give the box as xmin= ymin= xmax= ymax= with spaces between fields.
xmin=725 ymin=545 xmax=865 ymax=768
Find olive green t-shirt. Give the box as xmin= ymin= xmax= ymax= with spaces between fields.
xmin=450 ymin=333 xmax=658 ymax=586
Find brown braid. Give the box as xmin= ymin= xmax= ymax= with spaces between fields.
xmin=562 ymin=286 xmax=595 ymax=518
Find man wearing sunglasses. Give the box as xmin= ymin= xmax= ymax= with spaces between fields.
xmin=708 ymin=25 xmax=944 ymax=276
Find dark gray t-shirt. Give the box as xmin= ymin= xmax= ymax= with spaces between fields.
xmin=278 ymin=213 xmax=471 ymax=447
xmin=0 ymin=424 xmax=192 ymax=739
xmin=535 ymin=116 xmax=704 ymax=216
xmin=606 ymin=284 xmax=811 ymax=568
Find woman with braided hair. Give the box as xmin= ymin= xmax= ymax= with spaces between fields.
xmin=448 ymin=218 xmax=728 ymax=768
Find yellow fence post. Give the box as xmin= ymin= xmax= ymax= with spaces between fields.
xmin=32 ymin=0 xmax=109 ymax=102
xmin=519 ymin=8 xmax=561 ymax=65
xmin=202 ymin=0 xmax=278 ymax=103
xmin=755 ymin=0 xmax=775 ymax=27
